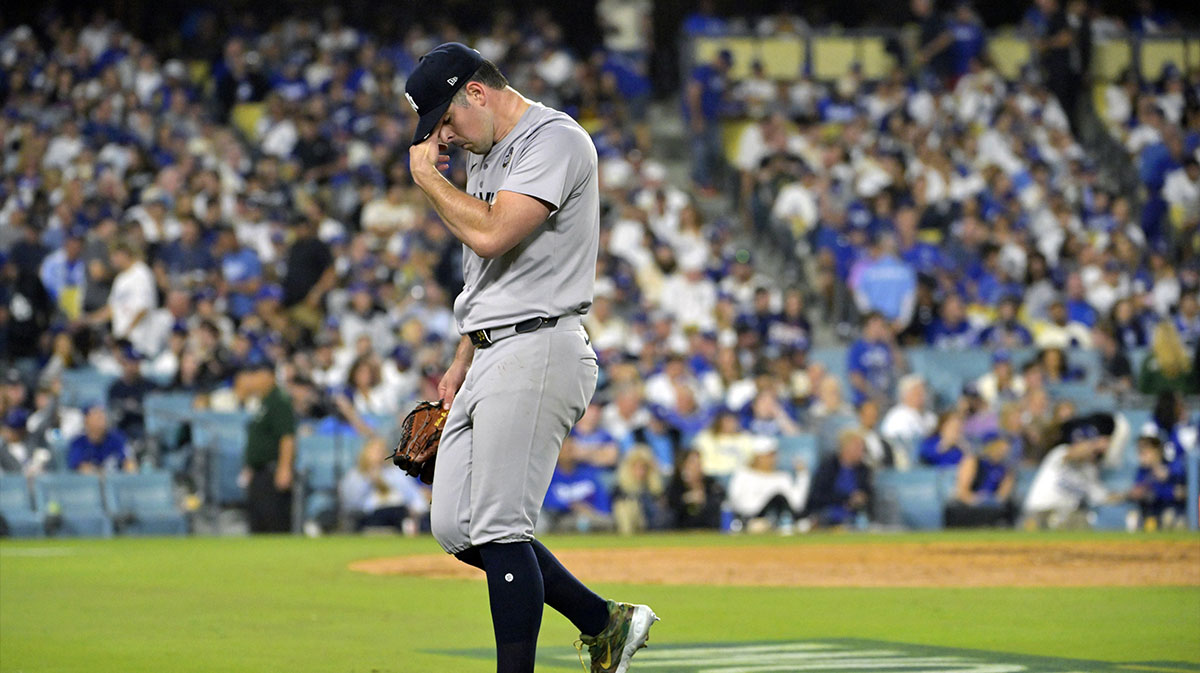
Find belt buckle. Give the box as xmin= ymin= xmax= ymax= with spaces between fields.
xmin=514 ymin=317 xmax=545 ymax=334
xmin=471 ymin=329 xmax=493 ymax=348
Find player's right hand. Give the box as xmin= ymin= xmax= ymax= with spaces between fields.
xmin=438 ymin=361 xmax=468 ymax=410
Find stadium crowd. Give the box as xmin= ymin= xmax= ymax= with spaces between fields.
xmin=0 ymin=2 xmax=1197 ymax=538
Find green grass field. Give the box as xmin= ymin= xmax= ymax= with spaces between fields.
xmin=2 ymin=531 xmax=1198 ymax=672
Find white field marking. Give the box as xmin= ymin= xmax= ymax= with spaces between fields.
xmin=630 ymin=652 xmax=905 ymax=668
xmin=697 ymin=659 xmax=1028 ymax=673
xmin=630 ymin=644 xmax=838 ymax=660
xmin=0 ymin=547 xmax=77 ymax=557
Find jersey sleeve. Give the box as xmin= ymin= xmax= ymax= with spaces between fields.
xmin=500 ymin=122 xmax=594 ymax=211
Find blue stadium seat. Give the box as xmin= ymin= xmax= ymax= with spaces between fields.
xmin=34 ymin=473 xmax=113 ymax=537
xmin=808 ymin=346 xmax=849 ymax=391
xmin=909 ymin=348 xmax=992 ymax=386
xmin=777 ymin=433 xmax=818 ymax=473
xmin=0 ymin=474 xmax=44 ymax=537
xmin=1013 ymin=466 xmax=1038 ymax=508
xmin=297 ymin=434 xmax=350 ymax=492
xmin=58 ymin=368 xmax=118 ymax=408
xmin=191 ymin=413 xmax=249 ymax=507
xmin=874 ymin=467 xmax=948 ymax=530
xmin=144 ymin=392 xmax=197 ymax=449
xmin=104 ymin=471 xmax=188 ymax=536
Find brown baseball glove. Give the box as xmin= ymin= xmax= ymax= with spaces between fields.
xmin=386 ymin=400 xmax=448 ymax=485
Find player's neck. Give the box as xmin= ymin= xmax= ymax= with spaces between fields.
xmin=492 ymin=86 xmax=533 ymax=145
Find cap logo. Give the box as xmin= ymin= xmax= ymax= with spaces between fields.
xmin=405 ymin=92 xmax=419 ymax=113
xmin=447 ymin=76 xmax=458 ymax=86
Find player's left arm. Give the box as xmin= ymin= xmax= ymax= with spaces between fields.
xmin=410 ymin=142 xmax=552 ymax=259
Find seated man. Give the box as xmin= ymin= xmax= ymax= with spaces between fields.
xmin=0 ymin=408 xmax=52 ymax=476
xmin=540 ymin=438 xmax=614 ymax=533
xmin=67 ymin=406 xmax=136 ymax=473
xmin=944 ymin=431 xmax=1017 ymax=528
xmin=806 ymin=429 xmax=873 ymax=527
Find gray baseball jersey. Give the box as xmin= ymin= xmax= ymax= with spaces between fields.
xmin=454 ymin=103 xmax=599 ymax=332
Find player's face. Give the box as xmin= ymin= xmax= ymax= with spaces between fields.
xmin=435 ymin=98 xmax=494 ymax=155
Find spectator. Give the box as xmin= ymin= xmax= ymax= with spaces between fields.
xmin=540 ymin=437 xmax=614 ymax=533
xmin=1094 ymin=323 xmax=1135 ymax=394
xmin=0 ymin=408 xmax=51 ymax=477
xmin=87 ymin=241 xmax=158 ymax=357
xmin=692 ymin=408 xmax=757 ymax=479
xmin=570 ymin=403 xmax=621 ymax=470
xmin=610 ymin=445 xmax=668 ymax=535
xmin=1111 ymin=298 xmax=1151 ymax=349
xmin=214 ymin=226 xmax=263 ymax=323
xmin=927 ymin=294 xmax=975 ymax=349
xmin=881 ymin=374 xmax=937 ymax=454
xmin=1034 ymin=299 xmax=1093 ymax=349
xmin=726 ymin=437 xmax=809 ymax=532
xmin=340 ymin=284 xmax=394 ymax=358
xmin=943 ymin=431 xmax=1017 ymax=528
xmin=339 ymin=436 xmax=430 ymax=533
xmin=847 ymin=312 xmax=899 ymax=406
xmin=38 ymin=226 xmax=87 ymax=321
xmin=854 ymin=399 xmax=905 ymax=470
xmin=1127 ymin=434 xmax=1187 ymax=529
xmin=281 ymin=216 xmax=336 ymax=335
xmin=742 ymin=387 xmax=801 ymax=438
xmin=975 ymin=295 xmax=1033 ymax=348
xmin=107 ymin=342 xmax=156 ymax=441
xmin=806 ymin=429 xmax=873 ymax=528
xmin=913 ymin=0 xmax=954 ymax=83
xmin=849 ymin=235 xmax=917 ymax=330
xmin=684 ymin=49 xmax=732 ymax=193
xmin=235 ymin=360 xmax=295 ymax=534
xmin=1023 ymin=414 xmax=1117 ymax=529
xmin=919 ymin=410 xmax=969 ymax=467
xmin=974 ymin=350 xmax=1026 ymax=408
xmin=1138 ymin=321 xmax=1197 ymax=395
xmin=666 ymin=449 xmax=724 ymax=529
xmin=344 ymin=355 xmax=398 ymax=417
xmin=67 ymin=406 xmax=136 ymax=473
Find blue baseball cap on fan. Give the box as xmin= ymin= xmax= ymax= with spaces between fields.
xmin=405 ymin=42 xmax=484 ymax=145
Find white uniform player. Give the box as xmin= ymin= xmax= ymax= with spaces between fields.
xmin=405 ymin=43 xmax=657 ymax=673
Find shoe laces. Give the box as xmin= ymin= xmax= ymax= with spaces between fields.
xmin=573 ymin=639 xmax=589 ymax=673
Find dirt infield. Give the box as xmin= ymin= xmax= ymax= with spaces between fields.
xmin=349 ymin=539 xmax=1200 ymax=588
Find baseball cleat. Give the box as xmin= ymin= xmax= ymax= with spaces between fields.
xmin=575 ymin=600 xmax=660 ymax=673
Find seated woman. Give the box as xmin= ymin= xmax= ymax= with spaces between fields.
xmin=944 ymin=432 xmax=1017 ymax=528
xmin=666 ymin=449 xmax=724 ymax=529
xmin=805 ymin=429 xmax=873 ymax=528
xmin=610 ymin=445 xmax=668 ymax=535
xmin=727 ymin=437 xmax=809 ymax=532
xmin=918 ymin=410 xmax=968 ymax=467
xmin=339 ymin=436 xmax=430 ymax=533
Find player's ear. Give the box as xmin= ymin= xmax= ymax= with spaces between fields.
xmin=466 ymin=81 xmax=487 ymax=106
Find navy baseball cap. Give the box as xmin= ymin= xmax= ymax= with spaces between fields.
xmin=405 ymin=42 xmax=484 ymax=145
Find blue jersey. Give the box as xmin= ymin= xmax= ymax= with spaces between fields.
xmin=972 ymin=457 xmax=1009 ymax=497
xmin=687 ymin=64 xmax=727 ymax=122
xmin=853 ymin=255 xmax=916 ymax=322
xmin=927 ymin=318 xmax=975 ymax=349
xmin=847 ymin=339 xmax=894 ymax=404
xmin=919 ymin=435 xmax=965 ymax=466
xmin=543 ymin=464 xmax=612 ymax=515
xmin=67 ymin=431 xmax=129 ymax=470
xmin=949 ymin=20 xmax=985 ymax=75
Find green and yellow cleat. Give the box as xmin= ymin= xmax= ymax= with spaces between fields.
xmin=575 ymin=600 xmax=660 ymax=673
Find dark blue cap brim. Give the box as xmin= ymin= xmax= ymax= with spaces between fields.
xmin=412 ymin=98 xmax=454 ymax=146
